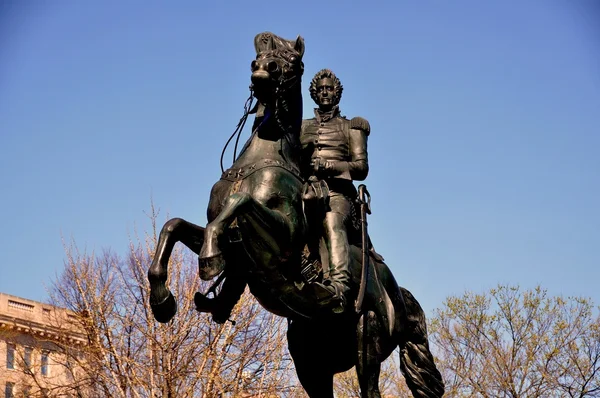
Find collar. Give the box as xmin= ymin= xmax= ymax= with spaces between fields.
xmin=314 ymin=105 xmax=341 ymax=123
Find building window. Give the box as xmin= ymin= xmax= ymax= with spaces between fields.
xmin=4 ymin=382 xmax=14 ymax=398
xmin=6 ymin=344 xmax=15 ymax=370
xmin=23 ymin=347 xmax=32 ymax=370
xmin=7 ymin=300 xmax=34 ymax=312
xmin=41 ymin=351 xmax=49 ymax=376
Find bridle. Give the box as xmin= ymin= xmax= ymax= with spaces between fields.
xmin=219 ymin=49 xmax=303 ymax=173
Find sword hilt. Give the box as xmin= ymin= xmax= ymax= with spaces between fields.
xmin=357 ymin=184 xmax=371 ymax=215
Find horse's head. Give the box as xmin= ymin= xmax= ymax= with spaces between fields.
xmin=251 ymin=32 xmax=305 ymax=107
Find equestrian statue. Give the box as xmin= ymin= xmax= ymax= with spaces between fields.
xmin=147 ymin=32 xmax=444 ymax=398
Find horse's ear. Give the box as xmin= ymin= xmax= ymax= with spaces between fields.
xmin=267 ymin=35 xmax=276 ymax=51
xmin=294 ymin=36 xmax=305 ymax=58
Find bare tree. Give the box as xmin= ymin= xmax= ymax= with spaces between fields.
xmin=430 ymin=285 xmax=600 ymax=398
xmin=40 ymin=207 xmax=299 ymax=397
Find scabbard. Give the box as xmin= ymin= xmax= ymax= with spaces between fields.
xmin=355 ymin=185 xmax=371 ymax=313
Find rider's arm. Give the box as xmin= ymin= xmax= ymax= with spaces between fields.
xmin=346 ymin=127 xmax=369 ymax=181
xmin=325 ymin=117 xmax=370 ymax=181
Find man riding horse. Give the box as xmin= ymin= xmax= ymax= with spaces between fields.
xmin=195 ymin=68 xmax=371 ymax=320
xmin=300 ymin=69 xmax=370 ymax=314
xmin=147 ymin=32 xmax=444 ymax=397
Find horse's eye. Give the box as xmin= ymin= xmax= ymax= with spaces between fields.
xmin=289 ymin=56 xmax=297 ymax=63
xmin=267 ymin=61 xmax=279 ymax=73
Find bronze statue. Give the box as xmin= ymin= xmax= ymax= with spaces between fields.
xmin=300 ymin=69 xmax=370 ymax=314
xmin=147 ymin=32 xmax=444 ymax=398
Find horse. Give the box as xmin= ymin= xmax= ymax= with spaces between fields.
xmin=147 ymin=32 xmax=444 ymax=398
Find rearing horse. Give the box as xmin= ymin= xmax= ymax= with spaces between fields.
xmin=147 ymin=32 xmax=444 ymax=398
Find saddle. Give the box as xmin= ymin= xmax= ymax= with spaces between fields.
xmin=300 ymin=179 xmax=383 ymax=280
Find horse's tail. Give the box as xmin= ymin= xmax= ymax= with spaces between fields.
xmin=397 ymin=287 xmax=445 ymax=398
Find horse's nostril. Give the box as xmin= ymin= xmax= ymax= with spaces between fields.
xmin=251 ymin=60 xmax=258 ymax=72
xmin=268 ymin=61 xmax=279 ymax=73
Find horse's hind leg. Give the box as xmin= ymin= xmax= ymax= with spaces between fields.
xmin=287 ymin=320 xmax=336 ymax=398
xmin=148 ymin=218 xmax=205 ymax=323
xmin=290 ymin=352 xmax=335 ymax=398
xmin=357 ymin=362 xmax=382 ymax=398
xmin=298 ymin=372 xmax=334 ymax=398
xmin=357 ymin=311 xmax=383 ymax=398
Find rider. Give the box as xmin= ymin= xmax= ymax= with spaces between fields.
xmin=300 ymin=69 xmax=370 ymax=314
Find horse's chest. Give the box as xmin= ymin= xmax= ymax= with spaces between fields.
xmin=218 ymin=162 xmax=300 ymax=206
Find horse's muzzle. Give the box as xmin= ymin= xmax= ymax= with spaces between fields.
xmin=251 ymin=71 xmax=275 ymax=103
xmin=251 ymin=70 xmax=270 ymax=83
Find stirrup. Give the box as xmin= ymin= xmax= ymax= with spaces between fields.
xmin=312 ymin=282 xmax=346 ymax=314
xmin=312 ymin=281 xmax=336 ymax=300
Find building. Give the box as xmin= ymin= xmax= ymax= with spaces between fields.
xmin=0 ymin=293 xmax=86 ymax=398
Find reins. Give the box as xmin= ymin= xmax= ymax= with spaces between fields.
xmin=220 ymin=90 xmax=255 ymax=173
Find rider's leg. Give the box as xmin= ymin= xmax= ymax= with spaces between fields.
xmin=317 ymin=194 xmax=352 ymax=312
xmin=323 ymin=214 xmax=350 ymax=298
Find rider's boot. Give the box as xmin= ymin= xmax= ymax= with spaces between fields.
xmin=313 ymin=212 xmax=351 ymax=314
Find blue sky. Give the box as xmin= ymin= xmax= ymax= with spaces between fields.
xmin=0 ymin=1 xmax=598 ymax=316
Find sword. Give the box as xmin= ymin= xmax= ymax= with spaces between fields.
xmin=355 ymin=184 xmax=371 ymax=313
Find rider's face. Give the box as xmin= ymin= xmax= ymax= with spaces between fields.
xmin=316 ymin=78 xmax=336 ymax=111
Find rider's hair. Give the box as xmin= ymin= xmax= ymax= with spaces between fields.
xmin=309 ymin=69 xmax=343 ymax=106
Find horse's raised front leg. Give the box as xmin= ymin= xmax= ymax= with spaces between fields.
xmin=148 ymin=217 xmax=205 ymax=323
xmin=199 ymin=192 xmax=291 ymax=279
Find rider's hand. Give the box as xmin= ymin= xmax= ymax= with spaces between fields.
xmin=311 ymin=158 xmax=347 ymax=177
xmin=324 ymin=160 xmax=347 ymax=176
xmin=310 ymin=157 xmax=326 ymax=177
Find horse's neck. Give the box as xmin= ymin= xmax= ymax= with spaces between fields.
xmin=234 ymin=118 xmax=300 ymax=167
xmin=235 ymin=91 xmax=302 ymax=168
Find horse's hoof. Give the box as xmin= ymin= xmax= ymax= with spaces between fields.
xmin=198 ymin=253 xmax=226 ymax=280
xmin=150 ymin=291 xmax=177 ymax=323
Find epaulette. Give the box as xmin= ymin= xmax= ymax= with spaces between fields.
xmin=350 ymin=116 xmax=370 ymax=136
